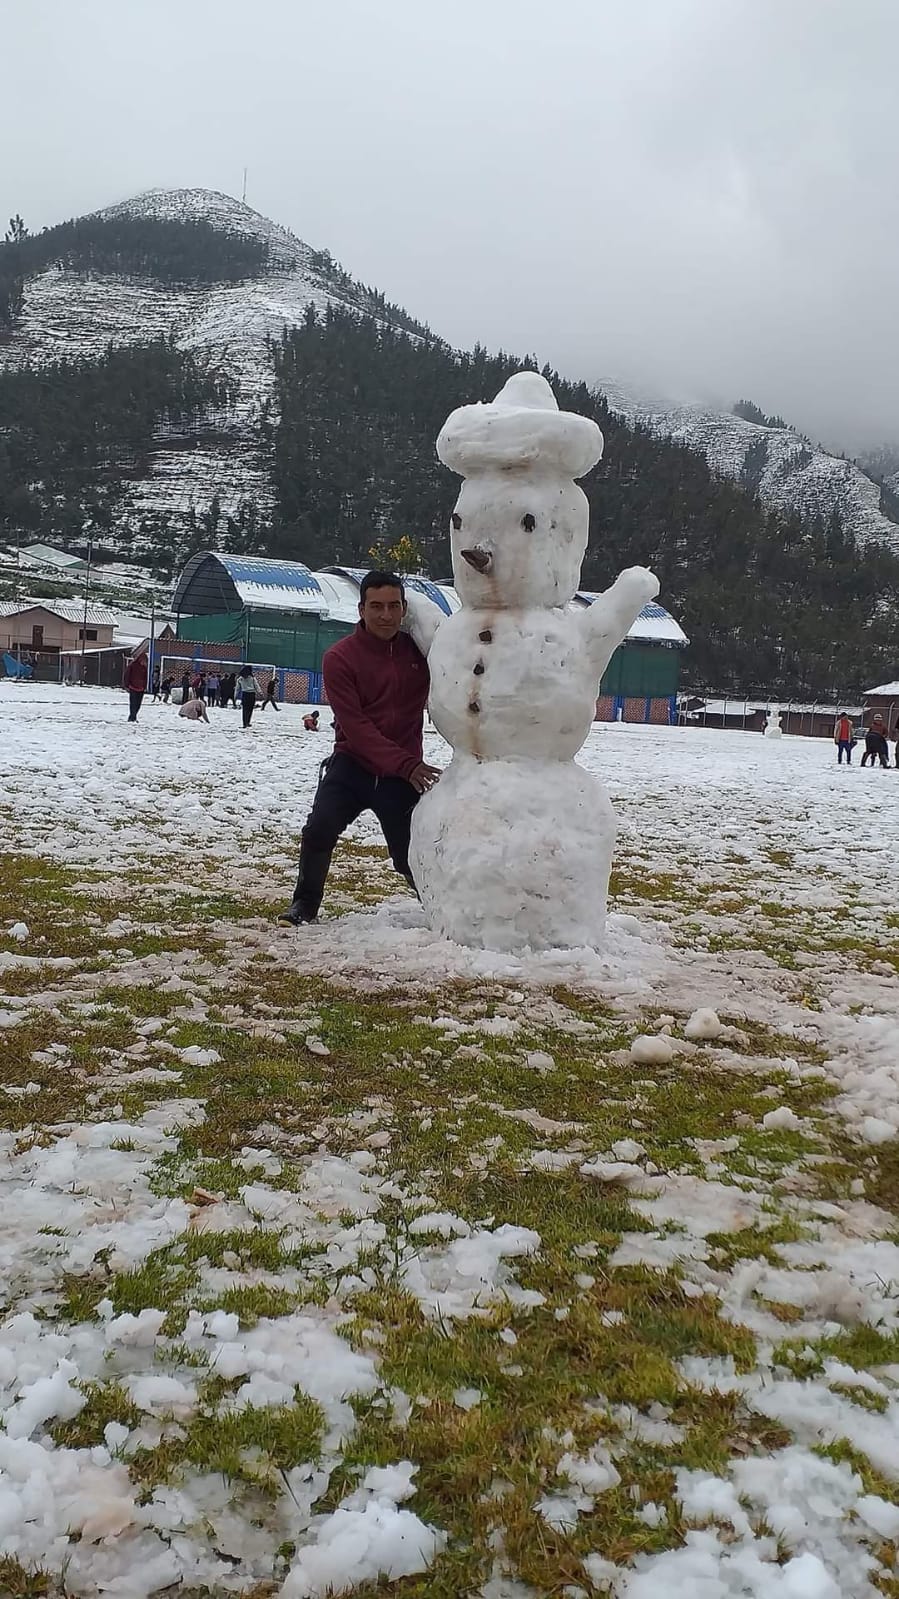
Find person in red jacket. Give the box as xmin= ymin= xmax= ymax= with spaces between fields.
xmin=280 ymin=572 xmax=440 ymax=926
xmin=123 ymin=650 xmax=148 ymax=722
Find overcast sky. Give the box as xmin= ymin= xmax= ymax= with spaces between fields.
xmin=4 ymin=0 xmax=898 ymax=451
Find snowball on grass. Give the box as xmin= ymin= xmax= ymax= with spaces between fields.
xmin=8 ymin=922 xmax=28 ymax=942
xmin=630 ymin=1034 xmax=674 ymax=1065
xmin=684 ymin=1008 xmax=723 ymax=1041
xmin=762 ymin=1106 xmax=802 ymax=1133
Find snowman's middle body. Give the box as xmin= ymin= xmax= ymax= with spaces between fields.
xmin=426 ymin=606 xmax=598 ymax=761
xmin=409 ymin=606 xmax=617 ymax=952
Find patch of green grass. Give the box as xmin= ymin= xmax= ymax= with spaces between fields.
xmin=130 ymin=1396 xmax=323 ymax=1491
xmin=0 ymin=1558 xmax=52 ymax=1598
xmin=49 ymin=1381 xmax=143 ymax=1449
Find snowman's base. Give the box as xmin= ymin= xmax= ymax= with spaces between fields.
xmin=409 ymin=754 xmax=616 ymax=953
xmin=764 ymin=728 xmax=783 ymax=739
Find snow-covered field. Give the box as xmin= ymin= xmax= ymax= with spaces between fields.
xmin=1 ymin=683 xmax=898 ymax=1598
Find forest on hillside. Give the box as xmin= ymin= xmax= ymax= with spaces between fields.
xmin=0 ymin=214 xmax=270 ymax=330
xmin=265 ymin=307 xmax=899 ymax=697
xmin=0 ymin=338 xmax=234 ymax=543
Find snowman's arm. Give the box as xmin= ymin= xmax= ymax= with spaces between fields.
xmin=581 ymin=565 xmax=660 ymax=681
xmin=401 ymin=591 xmax=444 ymax=658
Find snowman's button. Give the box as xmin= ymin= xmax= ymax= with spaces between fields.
xmin=478 ymin=629 xmax=492 ymax=643
xmin=468 ymin=700 xmax=481 ymax=714
xmin=473 ymin=661 xmax=485 ymax=676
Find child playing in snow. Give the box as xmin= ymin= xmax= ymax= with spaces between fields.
xmin=179 ymin=693 xmax=209 ymax=723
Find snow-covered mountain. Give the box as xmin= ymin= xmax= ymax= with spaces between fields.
xmin=4 ymin=185 xmax=899 ymax=558
xmin=1 ymin=187 xmax=404 ymax=535
xmin=601 ymin=384 xmax=899 ymax=557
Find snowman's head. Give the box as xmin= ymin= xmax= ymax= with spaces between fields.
xmin=437 ymin=372 xmax=604 ymax=609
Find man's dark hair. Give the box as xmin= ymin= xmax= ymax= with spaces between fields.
xmin=360 ymin=570 xmax=405 ymax=602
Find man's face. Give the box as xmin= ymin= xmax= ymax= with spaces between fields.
xmin=360 ymin=585 xmax=405 ymax=640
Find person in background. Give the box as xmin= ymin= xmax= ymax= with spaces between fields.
xmin=124 ymin=649 xmax=148 ymax=722
xmin=180 ymin=670 xmax=191 ymax=705
xmin=833 ymin=710 xmax=855 ymax=765
xmin=261 ymin=673 xmax=280 ymax=711
xmin=151 ymin=667 xmax=161 ymax=701
xmin=160 ymin=675 xmax=174 ymax=704
xmin=179 ymin=692 xmax=209 ymax=723
xmin=861 ymin=712 xmax=890 ymax=768
xmin=280 ymin=570 xmax=438 ymax=926
xmin=206 ymin=670 xmax=219 ymax=707
xmin=223 ymin=672 xmax=238 ymax=709
xmin=303 ymin=709 xmax=320 ymax=732
xmin=893 ymin=720 xmax=899 ymax=769
xmin=236 ymin=664 xmax=263 ymax=728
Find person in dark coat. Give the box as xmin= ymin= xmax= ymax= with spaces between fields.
xmin=180 ymin=670 xmax=191 ymax=706
xmin=280 ymin=572 xmax=439 ymax=926
xmin=261 ymin=673 xmax=280 ymax=711
xmin=861 ymin=713 xmax=890 ymax=767
xmin=124 ymin=651 xmax=148 ymax=722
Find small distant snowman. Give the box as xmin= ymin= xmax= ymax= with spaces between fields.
xmin=405 ymin=371 xmax=659 ymax=953
xmin=764 ymin=707 xmax=783 ymax=738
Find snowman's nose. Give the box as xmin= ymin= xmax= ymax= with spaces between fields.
xmin=461 ymin=547 xmax=492 ymax=573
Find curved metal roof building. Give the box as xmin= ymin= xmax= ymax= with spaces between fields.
xmin=172 ymin=551 xmax=687 ymax=647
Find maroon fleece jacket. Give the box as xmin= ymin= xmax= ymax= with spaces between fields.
xmin=323 ymin=624 xmax=429 ymax=781
xmin=123 ymin=655 xmax=148 ymax=693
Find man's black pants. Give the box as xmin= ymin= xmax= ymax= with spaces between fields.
xmin=128 ymin=691 xmax=144 ymax=722
xmin=292 ymin=753 xmax=419 ymax=917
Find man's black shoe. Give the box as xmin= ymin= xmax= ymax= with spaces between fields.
xmin=278 ymin=902 xmax=319 ymax=926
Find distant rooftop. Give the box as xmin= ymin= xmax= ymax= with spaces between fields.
xmin=20 ymin=543 xmax=87 ymax=569
xmin=0 ymin=598 xmax=119 ymax=626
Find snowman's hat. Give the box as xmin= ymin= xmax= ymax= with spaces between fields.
xmin=437 ymin=371 xmax=603 ymax=478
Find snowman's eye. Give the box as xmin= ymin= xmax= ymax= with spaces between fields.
xmin=521 ymin=514 xmax=536 ymax=532
xmin=451 ymin=513 xmax=462 ymax=530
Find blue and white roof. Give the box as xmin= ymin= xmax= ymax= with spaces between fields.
xmin=216 ymin=554 xmax=323 ymax=610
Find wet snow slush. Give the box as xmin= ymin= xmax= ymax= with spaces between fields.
xmin=1 ymin=681 xmax=898 ymax=1598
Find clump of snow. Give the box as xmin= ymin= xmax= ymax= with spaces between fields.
xmin=859 ymin=1116 xmax=895 ymax=1146
xmin=281 ymin=1461 xmax=446 ymax=1597
xmin=684 ymin=1007 xmax=723 ymax=1041
xmin=762 ymin=1106 xmax=802 ymax=1132
xmin=8 ymin=921 xmax=28 ymax=942
xmin=401 ymin=1224 xmax=541 ymax=1321
xmin=630 ymin=1033 xmax=674 ymax=1064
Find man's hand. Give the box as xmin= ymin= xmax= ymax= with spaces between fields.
xmin=409 ymin=762 xmax=441 ymax=793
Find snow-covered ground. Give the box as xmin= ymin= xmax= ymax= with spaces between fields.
xmin=1 ymin=684 xmax=898 ymax=1598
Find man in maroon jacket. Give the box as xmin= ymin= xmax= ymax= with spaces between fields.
xmin=123 ymin=650 xmax=149 ymax=722
xmin=280 ymin=572 xmax=440 ymax=926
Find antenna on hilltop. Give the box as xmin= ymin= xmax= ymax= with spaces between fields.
xmin=242 ymin=167 xmax=247 ymax=204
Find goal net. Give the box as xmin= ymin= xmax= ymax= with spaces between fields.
xmin=156 ymin=656 xmax=277 ymax=704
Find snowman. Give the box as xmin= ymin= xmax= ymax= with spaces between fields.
xmin=764 ymin=707 xmax=783 ymax=739
xmin=405 ymin=371 xmax=659 ymax=953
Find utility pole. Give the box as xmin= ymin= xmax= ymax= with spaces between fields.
xmin=148 ymin=595 xmax=157 ymax=690
xmin=80 ymin=525 xmax=94 ymax=686
xmin=14 ymin=529 xmax=22 ymax=674
xmin=242 ymin=166 xmax=248 ymax=203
